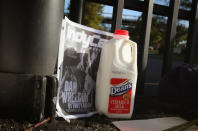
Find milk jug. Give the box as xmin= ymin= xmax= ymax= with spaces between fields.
xmin=95 ymin=30 xmax=138 ymax=119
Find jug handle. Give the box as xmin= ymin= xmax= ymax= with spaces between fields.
xmin=119 ymin=39 xmax=137 ymax=65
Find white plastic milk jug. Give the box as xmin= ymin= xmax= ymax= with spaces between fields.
xmin=95 ymin=30 xmax=138 ymax=119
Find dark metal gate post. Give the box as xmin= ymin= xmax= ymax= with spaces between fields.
xmin=69 ymin=0 xmax=85 ymax=24
xmin=185 ymin=0 xmax=198 ymax=64
xmin=111 ymin=0 xmax=124 ymax=32
xmin=189 ymin=2 xmax=198 ymax=64
xmin=161 ymin=0 xmax=180 ymax=76
xmin=137 ymin=0 xmax=154 ymax=95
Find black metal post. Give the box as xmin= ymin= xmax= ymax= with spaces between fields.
xmin=161 ymin=0 xmax=180 ymax=76
xmin=81 ymin=0 xmax=87 ymax=24
xmin=111 ymin=0 xmax=124 ymax=32
xmin=136 ymin=0 xmax=154 ymax=95
xmin=185 ymin=0 xmax=198 ymax=63
xmin=189 ymin=1 xmax=198 ymax=64
xmin=44 ymin=76 xmax=58 ymax=121
xmin=69 ymin=0 xmax=85 ymax=24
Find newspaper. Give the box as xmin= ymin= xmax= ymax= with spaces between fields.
xmin=56 ymin=17 xmax=113 ymax=120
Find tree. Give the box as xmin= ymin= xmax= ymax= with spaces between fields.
xmin=149 ymin=16 xmax=166 ymax=49
xmin=68 ymin=1 xmax=104 ymax=30
xmin=123 ymin=16 xmax=166 ymax=50
xmin=124 ymin=13 xmax=188 ymax=54
xmin=83 ymin=1 xmax=104 ymax=30
xmin=180 ymin=0 xmax=192 ymax=10
xmin=164 ymin=0 xmax=192 ymax=10
xmin=176 ymin=24 xmax=188 ymax=45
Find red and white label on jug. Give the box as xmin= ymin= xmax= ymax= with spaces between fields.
xmin=108 ymin=78 xmax=132 ymax=114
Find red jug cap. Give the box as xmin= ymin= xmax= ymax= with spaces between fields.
xmin=114 ymin=30 xmax=129 ymax=36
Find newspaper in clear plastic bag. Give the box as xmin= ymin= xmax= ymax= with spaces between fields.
xmin=56 ymin=17 xmax=113 ymax=120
